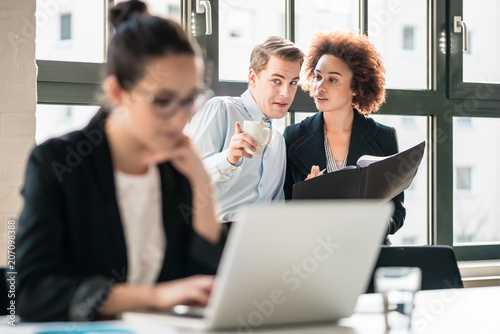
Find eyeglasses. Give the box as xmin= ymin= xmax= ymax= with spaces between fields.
xmin=136 ymin=87 xmax=214 ymax=118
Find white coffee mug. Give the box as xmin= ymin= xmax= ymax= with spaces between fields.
xmin=243 ymin=120 xmax=272 ymax=155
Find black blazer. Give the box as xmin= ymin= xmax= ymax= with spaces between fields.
xmin=16 ymin=109 xmax=225 ymax=322
xmin=283 ymin=110 xmax=406 ymax=234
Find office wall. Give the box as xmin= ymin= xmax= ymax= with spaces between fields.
xmin=0 ymin=0 xmax=37 ymax=266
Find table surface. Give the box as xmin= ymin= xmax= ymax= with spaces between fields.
xmin=2 ymin=286 xmax=500 ymax=334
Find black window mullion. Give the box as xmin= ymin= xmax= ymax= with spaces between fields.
xmin=359 ymin=0 xmax=368 ymax=35
xmin=285 ymin=0 xmax=295 ymax=42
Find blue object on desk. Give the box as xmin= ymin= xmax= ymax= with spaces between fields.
xmin=34 ymin=323 xmax=134 ymax=334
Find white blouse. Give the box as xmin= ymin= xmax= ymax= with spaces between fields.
xmin=114 ymin=166 xmax=165 ymax=285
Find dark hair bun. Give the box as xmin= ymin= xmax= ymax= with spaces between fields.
xmin=109 ymin=0 xmax=149 ymax=29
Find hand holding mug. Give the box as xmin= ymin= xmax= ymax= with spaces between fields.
xmin=242 ymin=120 xmax=272 ymax=155
xmin=227 ymin=122 xmax=259 ymax=165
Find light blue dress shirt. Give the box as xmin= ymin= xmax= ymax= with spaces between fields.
xmin=184 ymin=90 xmax=286 ymax=223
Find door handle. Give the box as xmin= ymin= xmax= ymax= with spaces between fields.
xmin=196 ymin=0 xmax=212 ymax=35
xmin=454 ymin=16 xmax=468 ymax=52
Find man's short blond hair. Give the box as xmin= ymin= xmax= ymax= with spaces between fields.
xmin=249 ymin=36 xmax=304 ymax=74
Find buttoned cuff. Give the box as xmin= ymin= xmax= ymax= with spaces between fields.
xmin=214 ymin=151 xmax=242 ymax=182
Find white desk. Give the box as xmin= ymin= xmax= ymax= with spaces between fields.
xmin=3 ymin=286 xmax=500 ymax=334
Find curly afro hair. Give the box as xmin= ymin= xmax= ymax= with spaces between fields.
xmin=301 ymin=30 xmax=386 ymax=114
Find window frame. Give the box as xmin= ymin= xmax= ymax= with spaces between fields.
xmin=37 ymin=0 xmax=109 ymax=105
xmin=449 ymin=0 xmax=500 ymax=100
xmin=37 ymin=0 xmax=500 ymax=261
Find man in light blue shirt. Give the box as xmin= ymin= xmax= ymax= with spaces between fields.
xmin=185 ymin=36 xmax=304 ymax=223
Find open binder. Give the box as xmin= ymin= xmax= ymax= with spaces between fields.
xmin=292 ymin=141 xmax=426 ymax=200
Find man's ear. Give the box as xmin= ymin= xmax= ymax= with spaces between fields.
xmin=103 ymin=75 xmax=126 ymax=107
xmin=248 ymin=68 xmax=258 ymax=88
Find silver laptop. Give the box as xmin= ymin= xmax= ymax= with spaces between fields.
xmin=122 ymin=200 xmax=393 ymax=330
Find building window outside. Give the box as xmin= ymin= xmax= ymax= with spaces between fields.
xmin=402 ymin=236 xmax=417 ymax=245
xmin=455 ymin=117 xmax=472 ymax=127
xmin=167 ymin=4 xmax=180 ymax=21
xmin=455 ymin=167 xmax=472 ymax=191
xmin=402 ymin=26 xmax=415 ymax=50
xmin=401 ymin=116 xmax=416 ymax=127
xmin=36 ymin=105 xmax=99 ymax=145
xmin=60 ymin=13 xmax=72 ymax=41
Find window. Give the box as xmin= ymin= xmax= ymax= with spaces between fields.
xmin=36 ymin=0 xmax=105 ymax=63
xmin=60 ymin=13 xmax=71 ymax=41
xmin=218 ymin=0 xmax=285 ymax=81
xmin=462 ymin=0 xmax=500 ymax=84
xmin=37 ymin=0 xmax=500 ymax=261
xmin=402 ymin=26 xmax=415 ymax=50
xmin=294 ymin=0 xmax=359 ymax=53
xmin=167 ymin=4 xmax=181 ymax=22
xmin=454 ymin=117 xmax=472 ymax=127
xmin=114 ymin=0 xmax=182 ymax=23
xmin=401 ymin=116 xmax=416 ymax=127
xmin=402 ymin=236 xmax=417 ymax=245
xmin=36 ymin=105 xmax=99 ymax=144
xmin=455 ymin=167 xmax=472 ymax=191
xmin=453 ymin=117 xmax=500 ymax=246
xmin=292 ymin=112 xmax=316 ymax=125
xmin=368 ymin=0 xmax=427 ymax=89
xmin=370 ymin=115 xmax=428 ymax=246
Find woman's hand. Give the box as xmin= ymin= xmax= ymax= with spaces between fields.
xmin=151 ymin=275 xmax=214 ymax=309
xmin=305 ymin=165 xmax=321 ymax=180
xmin=144 ymin=135 xmax=221 ymax=243
xmin=168 ymin=136 xmax=210 ymax=186
xmin=144 ymin=135 xmax=209 ymax=186
xmin=98 ymin=275 xmax=215 ymax=316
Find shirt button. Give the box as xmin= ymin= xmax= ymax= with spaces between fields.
xmin=259 ymin=184 xmax=263 ymax=188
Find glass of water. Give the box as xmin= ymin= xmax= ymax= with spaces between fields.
xmin=375 ymin=267 xmax=421 ymax=332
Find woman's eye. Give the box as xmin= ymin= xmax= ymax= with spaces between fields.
xmin=182 ymin=96 xmax=196 ymax=106
xmin=329 ymin=78 xmax=337 ymax=83
xmin=153 ymin=98 xmax=173 ymax=107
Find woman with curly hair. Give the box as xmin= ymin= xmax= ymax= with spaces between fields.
xmin=283 ymin=30 xmax=405 ymax=240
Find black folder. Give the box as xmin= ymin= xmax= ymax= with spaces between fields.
xmin=292 ymin=141 xmax=426 ymax=200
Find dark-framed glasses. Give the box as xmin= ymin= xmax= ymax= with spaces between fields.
xmin=139 ymin=87 xmax=214 ymax=118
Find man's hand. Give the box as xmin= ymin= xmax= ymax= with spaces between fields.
xmin=227 ymin=122 xmax=258 ymax=165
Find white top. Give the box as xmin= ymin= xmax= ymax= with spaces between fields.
xmin=114 ymin=166 xmax=165 ymax=285
xmin=185 ymin=90 xmax=286 ymax=223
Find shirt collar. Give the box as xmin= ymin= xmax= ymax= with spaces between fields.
xmin=241 ymin=89 xmax=269 ymax=123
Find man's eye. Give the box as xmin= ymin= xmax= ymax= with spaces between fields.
xmin=272 ymin=79 xmax=281 ymax=84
